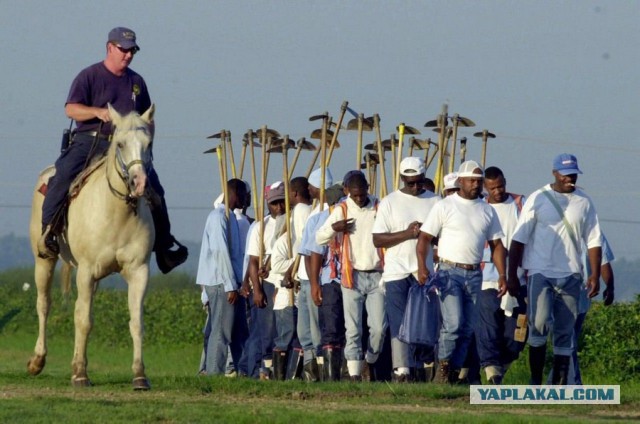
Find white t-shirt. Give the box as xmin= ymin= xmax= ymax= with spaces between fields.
xmin=246 ymin=215 xmax=285 ymax=285
xmin=372 ymin=189 xmax=439 ymax=283
xmin=512 ymin=184 xmax=601 ymax=278
xmin=316 ymin=196 xmax=381 ymax=271
xmin=482 ymin=194 xmax=525 ymax=289
xmin=270 ymin=233 xmax=297 ymax=310
xmin=420 ymin=193 xmax=504 ymax=264
xmin=291 ymin=202 xmax=312 ymax=280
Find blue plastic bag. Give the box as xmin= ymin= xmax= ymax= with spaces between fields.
xmin=398 ymin=273 xmax=443 ymax=346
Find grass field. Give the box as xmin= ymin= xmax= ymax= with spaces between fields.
xmin=1 ymin=333 xmax=639 ymax=423
xmin=1 ymin=270 xmax=639 ymax=423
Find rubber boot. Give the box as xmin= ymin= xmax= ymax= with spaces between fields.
xmin=551 ymin=354 xmax=570 ymax=385
xmin=322 ymin=346 xmax=342 ymax=382
xmin=152 ymin=197 xmax=188 ymax=274
xmin=285 ymin=348 xmax=304 ymax=380
xmin=529 ymin=344 xmax=547 ymax=385
xmin=435 ymin=360 xmax=450 ymax=384
xmin=273 ymin=350 xmax=288 ymax=381
xmin=303 ymin=357 xmax=320 ymax=382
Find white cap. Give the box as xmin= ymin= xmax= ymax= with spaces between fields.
xmin=443 ymin=172 xmax=459 ymax=190
xmin=399 ymin=156 xmax=425 ymax=176
xmin=213 ymin=193 xmax=224 ymax=208
xmin=308 ymin=168 xmax=333 ymax=189
xmin=458 ymin=160 xmax=484 ymax=178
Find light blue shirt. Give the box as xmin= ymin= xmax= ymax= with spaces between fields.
xmin=196 ymin=205 xmax=243 ymax=292
xmin=299 ymin=210 xmax=339 ymax=286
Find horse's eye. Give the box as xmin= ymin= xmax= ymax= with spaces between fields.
xmin=117 ymin=142 xmax=124 ymax=149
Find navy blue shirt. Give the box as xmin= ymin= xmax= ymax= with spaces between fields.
xmin=66 ymin=62 xmax=151 ymax=134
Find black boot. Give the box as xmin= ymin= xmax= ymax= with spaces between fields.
xmin=322 ymin=346 xmax=342 ymax=382
xmin=303 ymin=357 xmax=320 ymax=382
xmin=529 ymin=344 xmax=547 ymax=385
xmin=152 ymin=197 xmax=188 ymax=274
xmin=551 ymin=354 xmax=570 ymax=385
xmin=273 ymin=350 xmax=288 ymax=381
xmin=37 ymin=225 xmax=59 ymax=259
xmin=285 ymin=349 xmax=304 ymax=380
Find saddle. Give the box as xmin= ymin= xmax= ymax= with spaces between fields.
xmin=37 ymin=156 xmax=106 ymax=199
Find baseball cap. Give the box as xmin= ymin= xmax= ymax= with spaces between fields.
xmin=108 ymin=27 xmax=139 ymax=50
xmin=399 ymin=156 xmax=425 ymax=176
xmin=342 ymin=170 xmax=365 ymax=186
xmin=266 ymin=182 xmax=285 ymax=203
xmin=443 ymin=172 xmax=459 ymax=190
xmin=458 ymin=160 xmax=484 ymax=178
xmin=553 ymin=153 xmax=582 ymax=175
xmin=308 ymin=168 xmax=333 ymax=189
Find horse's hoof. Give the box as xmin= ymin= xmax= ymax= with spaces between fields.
xmin=71 ymin=376 xmax=92 ymax=387
xmin=27 ymin=356 xmax=46 ymax=375
xmin=133 ymin=377 xmax=151 ymax=391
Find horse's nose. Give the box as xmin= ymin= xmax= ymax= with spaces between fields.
xmin=130 ymin=172 xmax=147 ymax=197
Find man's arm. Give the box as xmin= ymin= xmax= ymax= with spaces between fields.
xmin=601 ymin=262 xmax=614 ymax=306
xmin=507 ymin=241 xmax=524 ymax=296
xmin=416 ymin=231 xmax=434 ymax=285
xmin=65 ymin=103 xmax=110 ymax=122
xmin=250 ymin=255 xmax=267 ymax=308
xmin=489 ymin=239 xmax=510 ymax=297
xmin=586 ymin=246 xmax=602 ymax=298
xmin=309 ymin=252 xmax=324 ymax=307
xmin=372 ymin=221 xmax=421 ymax=248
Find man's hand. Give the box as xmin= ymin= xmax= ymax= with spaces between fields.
xmin=497 ymin=275 xmax=511 ymax=298
xmin=311 ymin=283 xmax=323 ymax=306
xmin=506 ymin=275 xmax=520 ymax=297
xmin=603 ymin=286 xmax=614 ymax=306
xmin=586 ymin=275 xmax=600 ymax=299
xmin=417 ymin=265 xmax=430 ymax=286
xmin=407 ymin=221 xmax=421 ymax=239
xmin=95 ymin=107 xmax=111 ymax=122
xmin=332 ymin=218 xmax=355 ymax=234
xmin=239 ymin=281 xmax=251 ymax=298
xmin=253 ymin=286 xmax=267 ymax=308
xmin=258 ymin=266 xmax=269 ymax=280
xmin=227 ymin=290 xmax=238 ymax=305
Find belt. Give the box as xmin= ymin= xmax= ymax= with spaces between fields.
xmin=75 ymin=131 xmax=111 ymax=140
xmin=439 ymin=259 xmax=480 ymax=271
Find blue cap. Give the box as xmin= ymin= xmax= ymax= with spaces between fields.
xmin=108 ymin=27 xmax=139 ymax=50
xmin=553 ymin=153 xmax=582 ymax=175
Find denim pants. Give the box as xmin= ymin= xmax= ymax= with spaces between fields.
xmin=527 ymin=273 xmax=581 ymax=356
xmin=297 ymin=280 xmax=322 ymax=363
xmin=256 ymin=281 xmax=277 ymax=373
xmin=229 ymin=296 xmax=250 ymax=375
xmin=341 ymin=271 xmax=387 ymax=362
xmin=384 ymin=275 xmax=414 ymax=369
xmin=319 ymin=281 xmax=345 ymax=347
xmin=203 ymin=284 xmax=236 ymax=375
xmin=475 ymin=286 xmax=527 ymax=368
xmin=274 ymin=306 xmax=298 ymax=351
xmin=245 ymin=294 xmax=263 ymax=378
xmin=437 ymin=264 xmax=482 ymax=368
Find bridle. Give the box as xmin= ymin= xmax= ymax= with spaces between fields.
xmin=107 ymin=127 xmax=150 ymax=208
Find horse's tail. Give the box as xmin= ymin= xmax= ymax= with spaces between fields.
xmin=60 ymin=261 xmax=72 ymax=302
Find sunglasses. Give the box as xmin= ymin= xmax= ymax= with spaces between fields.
xmin=405 ymin=179 xmax=426 ymax=188
xmin=112 ymin=44 xmax=138 ymax=55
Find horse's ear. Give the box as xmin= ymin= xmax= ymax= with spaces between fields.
xmin=141 ymin=104 xmax=155 ymax=124
xmin=107 ymin=104 xmax=123 ymax=125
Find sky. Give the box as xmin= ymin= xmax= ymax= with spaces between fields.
xmin=1 ymin=1 xmax=639 ymax=262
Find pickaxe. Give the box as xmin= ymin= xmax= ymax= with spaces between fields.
xmin=473 ymin=129 xmax=496 ymax=168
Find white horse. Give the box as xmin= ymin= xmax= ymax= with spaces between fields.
xmin=28 ymin=104 xmax=156 ymax=390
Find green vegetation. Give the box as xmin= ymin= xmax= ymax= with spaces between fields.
xmin=1 ymin=267 xmax=639 ymax=423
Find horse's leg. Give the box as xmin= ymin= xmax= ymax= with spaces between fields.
xmin=126 ymin=265 xmax=150 ymax=390
xmin=71 ymin=265 xmax=94 ymax=387
xmin=27 ymin=256 xmax=57 ymax=375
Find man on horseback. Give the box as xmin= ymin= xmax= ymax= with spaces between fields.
xmin=38 ymin=26 xmax=188 ymax=273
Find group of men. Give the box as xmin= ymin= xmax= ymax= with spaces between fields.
xmin=45 ymin=26 xmax=613 ymax=386
xmin=196 ymin=151 xmax=614 ymax=386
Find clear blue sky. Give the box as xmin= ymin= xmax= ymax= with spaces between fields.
xmin=1 ymin=1 xmax=638 ymax=260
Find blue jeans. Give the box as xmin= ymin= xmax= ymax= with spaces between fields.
xmin=437 ymin=265 xmax=482 ymax=368
xmin=475 ymin=286 xmax=526 ymax=368
xmin=319 ymin=281 xmax=345 ymax=347
xmin=297 ymin=280 xmax=322 ymax=363
xmin=203 ymin=284 xmax=236 ymax=375
xmin=256 ymin=281 xmax=277 ymax=373
xmin=527 ymin=273 xmax=581 ymax=356
xmin=245 ymin=294 xmax=263 ymax=378
xmin=229 ymin=296 xmax=249 ymax=375
xmin=274 ymin=306 xmax=298 ymax=351
xmin=384 ymin=276 xmax=414 ymax=369
xmin=341 ymin=271 xmax=387 ymax=362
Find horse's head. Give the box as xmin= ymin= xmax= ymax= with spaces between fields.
xmin=107 ymin=104 xmax=155 ymax=198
